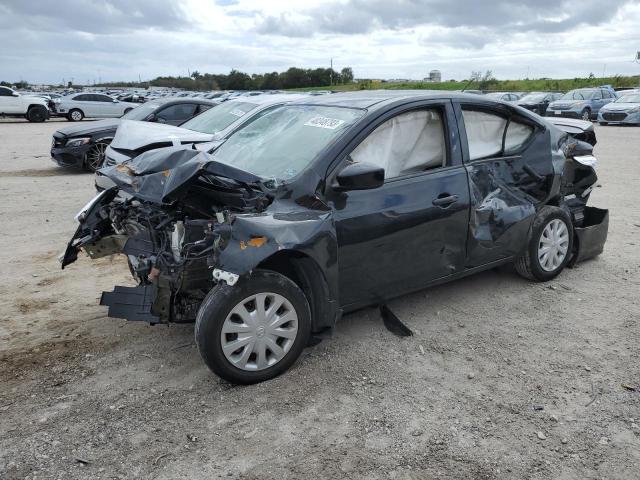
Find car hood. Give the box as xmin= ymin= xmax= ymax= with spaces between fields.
xmin=110 ymin=120 xmax=214 ymax=151
xmin=98 ymin=146 xmax=264 ymax=204
xmin=55 ymin=119 xmax=121 ymax=137
xmin=601 ymin=102 xmax=640 ymax=112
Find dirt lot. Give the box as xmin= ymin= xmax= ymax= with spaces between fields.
xmin=0 ymin=118 xmax=638 ymax=480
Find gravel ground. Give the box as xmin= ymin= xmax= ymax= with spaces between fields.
xmin=0 ymin=118 xmax=639 ymax=480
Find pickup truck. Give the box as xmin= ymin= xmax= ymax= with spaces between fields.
xmin=0 ymin=86 xmax=50 ymax=122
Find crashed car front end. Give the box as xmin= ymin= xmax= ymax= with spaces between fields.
xmin=61 ymin=147 xmax=338 ymax=328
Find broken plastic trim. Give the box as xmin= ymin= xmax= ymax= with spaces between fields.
xmin=380 ymin=304 xmax=413 ymax=337
xmin=213 ymin=269 xmax=239 ymax=286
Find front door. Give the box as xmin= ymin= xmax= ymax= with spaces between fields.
xmin=329 ymin=102 xmax=470 ymax=308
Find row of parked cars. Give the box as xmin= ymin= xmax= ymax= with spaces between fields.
xmin=484 ymin=87 xmax=640 ymax=124
xmin=56 ymin=89 xmax=609 ymax=384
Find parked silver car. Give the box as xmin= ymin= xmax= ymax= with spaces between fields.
xmin=53 ymin=93 xmax=138 ymax=121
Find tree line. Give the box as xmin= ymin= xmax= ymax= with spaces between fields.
xmin=96 ymin=67 xmax=355 ymax=91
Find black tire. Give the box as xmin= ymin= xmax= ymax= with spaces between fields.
xmin=580 ymin=108 xmax=591 ymax=121
xmin=195 ymin=270 xmax=311 ymax=384
xmin=515 ymin=206 xmax=573 ymax=282
xmin=27 ymin=105 xmax=47 ymax=123
xmin=67 ymin=109 xmax=84 ymax=122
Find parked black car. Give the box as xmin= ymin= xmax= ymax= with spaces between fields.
xmin=51 ymin=98 xmax=218 ymax=171
xmin=61 ymin=91 xmax=608 ymax=384
xmin=517 ymin=92 xmax=563 ymax=115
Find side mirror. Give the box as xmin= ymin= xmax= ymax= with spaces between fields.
xmin=334 ymin=162 xmax=384 ymax=191
xmin=112 ymin=99 xmax=118 ymax=103
xmin=12 ymin=92 xmax=19 ymax=97
xmin=147 ymin=113 xmax=157 ymax=122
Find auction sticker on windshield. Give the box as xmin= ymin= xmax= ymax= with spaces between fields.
xmin=304 ymin=116 xmax=345 ymax=129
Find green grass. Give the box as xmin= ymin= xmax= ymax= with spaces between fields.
xmin=290 ymin=75 xmax=640 ymax=93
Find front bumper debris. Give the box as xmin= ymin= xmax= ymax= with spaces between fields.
xmin=569 ymin=207 xmax=609 ymax=267
xmin=100 ymin=285 xmax=160 ymax=324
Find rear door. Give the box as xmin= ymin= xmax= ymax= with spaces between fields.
xmin=92 ymin=94 xmax=120 ymax=116
xmin=454 ymin=102 xmax=553 ymax=268
xmin=330 ymin=100 xmax=470 ymax=307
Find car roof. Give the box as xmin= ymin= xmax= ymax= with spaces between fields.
xmin=227 ymin=93 xmax=309 ymax=106
xmin=145 ymin=97 xmax=219 ymax=107
xmin=283 ymin=90 xmax=498 ymax=110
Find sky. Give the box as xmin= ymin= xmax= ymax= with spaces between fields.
xmin=1 ymin=0 xmax=639 ymax=85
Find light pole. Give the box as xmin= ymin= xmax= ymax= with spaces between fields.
xmin=636 ymin=51 xmax=640 ymax=87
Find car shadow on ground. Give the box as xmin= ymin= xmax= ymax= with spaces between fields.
xmin=0 ymin=167 xmax=90 ymax=177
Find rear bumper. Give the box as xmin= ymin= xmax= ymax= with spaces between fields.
xmin=51 ymin=144 xmax=91 ymax=168
xmin=568 ymin=207 xmax=609 ymax=267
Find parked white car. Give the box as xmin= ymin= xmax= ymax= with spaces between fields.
xmin=0 ymin=86 xmax=50 ymax=122
xmin=53 ymin=93 xmax=138 ymax=121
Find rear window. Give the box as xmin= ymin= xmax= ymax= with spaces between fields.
xmin=462 ymin=108 xmax=535 ymax=160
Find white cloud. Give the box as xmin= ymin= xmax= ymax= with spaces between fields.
xmin=1 ymin=0 xmax=639 ymax=84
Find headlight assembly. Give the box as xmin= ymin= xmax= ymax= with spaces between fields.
xmin=66 ymin=137 xmax=91 ymax=147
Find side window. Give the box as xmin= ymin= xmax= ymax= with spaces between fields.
xmin=0 ymin=87 xmax=12 ymax=96
xmin=350 ymin=109 xmax=446 ymax=179
xmin=95 ymin=94 xmax=113 ymax=102
xmin=592 ymin=91 xmax=602 ymax=100
xmin=602 ymin=90 xmax=611 ymax=99
xmin=197 ymin=103 xmax=213 ymax=114
xmin=462 ymin=108 xmax=534 ymax=160
xmin=73 ymin=94 xmax=88 ymax=101
xmin=156 ymin=103 xmax=198 ymax=122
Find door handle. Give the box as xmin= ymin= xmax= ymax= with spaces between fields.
xmin=432 ymin=194 xmax=459 ymax=207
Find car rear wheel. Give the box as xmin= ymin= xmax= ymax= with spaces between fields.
xmin=27 ymin=105 xmax=47 ymax=123
xmin=84 ymin=140 xmax=111 ymax=172
xmin=515 ymin=206 xmax=573 ymax=282
xmin=67 ymin=109 xmax=84 ymax=122
xmin=195 ymin=270 xmax=311 ymax=384
xmin=581 ymin=108 xmax=591 ymax=121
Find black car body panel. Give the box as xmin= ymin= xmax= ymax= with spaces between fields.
xmin=61 ymin=91 xmax=608 ymax=330
xmin=50 ymin=99 xmax=218 ymax=169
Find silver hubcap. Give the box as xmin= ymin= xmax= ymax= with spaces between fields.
xmin=582 ymin=111 xmax=590 ymax=120
xmin=538 ymin=218 xmax=569 ymax=272
xmin=221 ymin=293 xmax=298 ymax=371
xmin=72 ymin=111 xmax=82 ymax=121
xmin=86 ymin=142 xmax=108 ymax=170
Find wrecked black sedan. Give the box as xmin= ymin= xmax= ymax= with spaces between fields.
xmin=61 ymin=91 xmax=608 ymax=384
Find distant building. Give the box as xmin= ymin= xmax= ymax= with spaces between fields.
xmin=427 ymin=70 xmax=442 ymax=83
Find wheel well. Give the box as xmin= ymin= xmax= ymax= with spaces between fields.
xmin=27 ymin=104 xmax=46 ymax=110
xmin=257 ymin=251 xmax=333 ymax=332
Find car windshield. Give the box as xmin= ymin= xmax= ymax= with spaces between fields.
xmin=520 ymin=93 xmax=546 ymax=102
xmin=615 ymin=94 xmax=640 ymax=103
xmin=561 ymin=89 xmax=596 ymax=100
xmin=121 ymin=102 xmax=159 ymax=120
xmin=211 ymin=105 xmax=365 ymax=182
xmin=180 ymin=101 xmax=256 ymax=134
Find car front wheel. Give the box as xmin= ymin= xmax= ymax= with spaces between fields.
xmin=515 ymin=206 xmax=573 ymax=282
xmin=195 ymin=270 xmax=311 ymax=384
xmin=84 ymin=140 xmax=110 ymax=172
xmin=581 ymin=108 xmax=591 ymax=121
xmin=67 ymin=109 xmax=84 ymax=121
